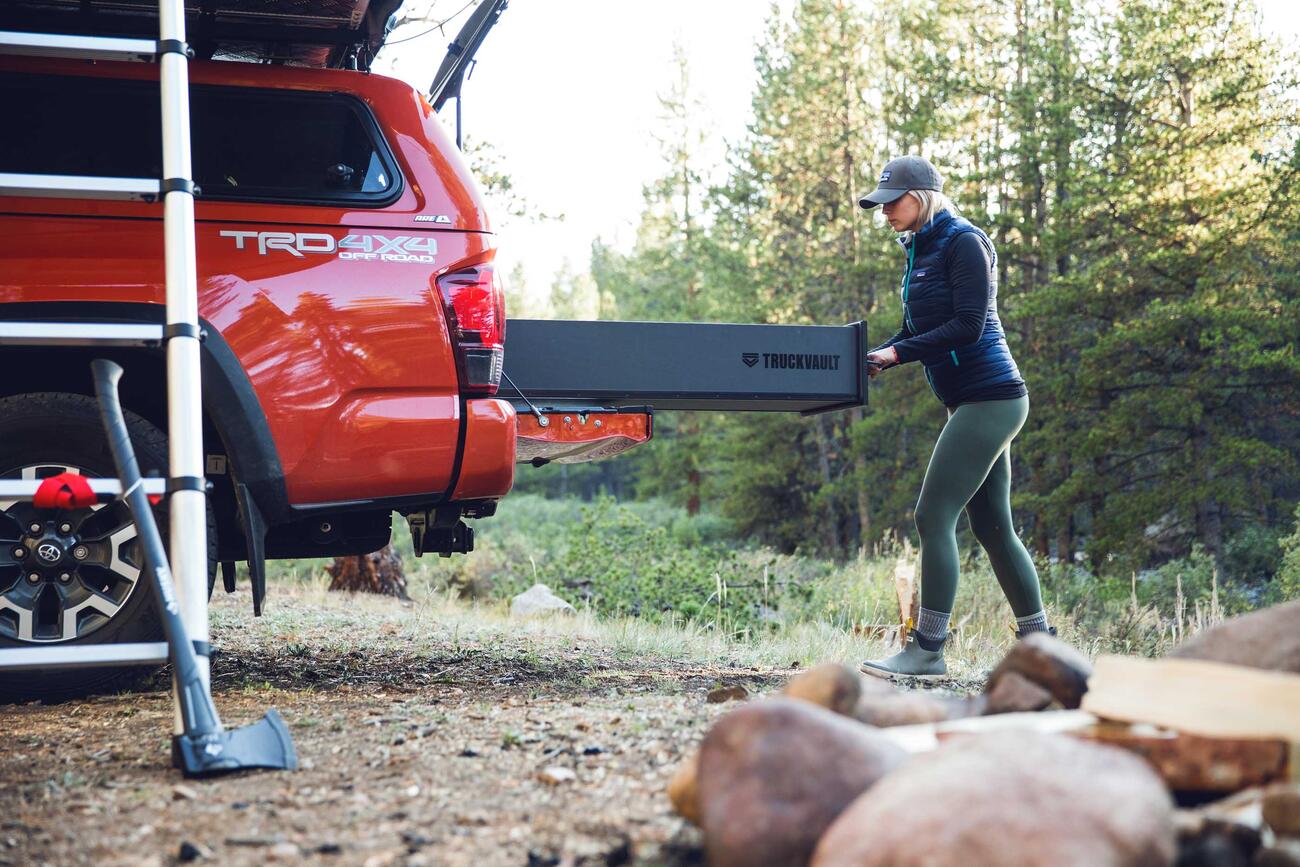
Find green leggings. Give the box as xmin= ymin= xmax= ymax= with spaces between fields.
xmin=915 ymin=395 xmax=1043 ymax=617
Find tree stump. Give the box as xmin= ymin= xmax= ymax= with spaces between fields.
xmin=326 ymin=544 xmax=408 ymax=599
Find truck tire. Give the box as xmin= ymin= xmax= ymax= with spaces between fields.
xmin=0 ymin=392 xmax=215 ymax=703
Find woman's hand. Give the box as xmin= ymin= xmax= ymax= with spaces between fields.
xmin=866 ymin=347 xmax=899 ymax=378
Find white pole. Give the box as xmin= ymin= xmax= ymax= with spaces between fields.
xmin=157 ymin=0 xmax=212 ymax=735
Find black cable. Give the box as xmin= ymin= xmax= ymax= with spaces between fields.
xmin=382 ymin=0 xmax=480 ymax=48
xmin=500 ymin=369 xmax=546 ymax=424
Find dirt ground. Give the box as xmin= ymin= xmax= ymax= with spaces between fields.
xmin=2 ymin=587 xmax=805 ymax=867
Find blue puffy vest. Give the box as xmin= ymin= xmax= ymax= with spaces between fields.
xmin=899 ymin=210 xmax=1025 ymax=406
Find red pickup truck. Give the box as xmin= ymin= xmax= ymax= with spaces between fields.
xmin=0 ymin=2 xmax=866 ymax=704
xmin=0 ymin=51 xmax=523 ymax=694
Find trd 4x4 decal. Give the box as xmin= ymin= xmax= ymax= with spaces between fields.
xmin=218 ymin=230 xmax=438 ymax=263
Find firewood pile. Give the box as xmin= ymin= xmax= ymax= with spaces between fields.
xmin=668 ymin=599 xmax=1300 ymax=867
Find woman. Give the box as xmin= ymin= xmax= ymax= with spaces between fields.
xmin=858 ymin=155 xmax=1050 ymax=679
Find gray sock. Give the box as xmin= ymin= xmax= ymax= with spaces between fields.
xmin=915 ymin=607 xmax=951 ymax=644
xmin=1016 ymin=610 xmax=1050 ymax=634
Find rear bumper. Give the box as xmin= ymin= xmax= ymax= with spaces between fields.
xmin=451 ymin=398 xmax=516 ymax=500
xmin=515 ymin=407 xmax=653 ymax=464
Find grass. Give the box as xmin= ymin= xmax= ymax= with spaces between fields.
xmin=241 ymin=494 xmax=1269 ymax=681
xmin=233 ymin=565 xmax=1001 ymax=685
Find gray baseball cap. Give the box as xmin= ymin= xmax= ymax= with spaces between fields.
xmin=858 ymin=155 xmax=944 ymax=209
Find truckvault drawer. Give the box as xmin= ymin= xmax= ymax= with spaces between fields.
xmin=501 ymin=319 xmax=867 ymax=415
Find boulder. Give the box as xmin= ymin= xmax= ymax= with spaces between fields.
xmin=782 ymin=662 xmax=976 ymax=727
xmin=985 ymin=632 xmax=1093 ymax=709
xmin=1170 ymin=600 xmax=1300 ymax=673
xmin=1257 ymin=840 xmax=1300 ymax=867
xmin=982 ymin=670 xmax=1055 ymax=715
xmin=852 ymin=690 xmax=963 ymax=727
xmin=1174 ymin=788 xmax=1266 ymax=867
xmin=782 ymin=663 xmax=862 ymax=717
xmin=1264 ymin=784 xmax=1300 ymax=837
xmin=509 ymin=583 xmax=575 ymax=617
xmin=811 ymin=731 xmax=1176 ymax=867
xmin=697 ymin=698 xmax=906 ymax=867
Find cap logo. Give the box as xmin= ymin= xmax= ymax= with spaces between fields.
xmin=879 ymin=170 xmax=891 ymax=182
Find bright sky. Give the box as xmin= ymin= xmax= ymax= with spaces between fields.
xmin=374 ymin=0 xmax=1300 ymax=311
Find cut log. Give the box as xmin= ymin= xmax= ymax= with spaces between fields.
xmin=1081 ymin=655 xmax=1300 ymax=743
xmin=875 ymin=709 xmax=1098 ymax=754
xmin=893 ymin=548 xmax=917 ymax=639
xmin=1077 ymin=723 xmax=1290 ymax=794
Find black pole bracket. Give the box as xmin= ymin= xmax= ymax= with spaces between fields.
xmin=164 ymin=323 xmax=207 ymax=342
xmin=167 ymin=475 xmax=211 ymax=495
xmin=156 ymin=39 xmax=195 ymax=59
xmin=160 ymin=178 xmax=201 ymax=197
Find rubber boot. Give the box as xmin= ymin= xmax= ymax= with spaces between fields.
xmin=1014 ymin=625 xmax=1057 ymax=640
xmin=860 ymin=635 xmax=947 ymax=681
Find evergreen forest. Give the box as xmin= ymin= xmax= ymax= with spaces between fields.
xmin=509 ymin=0 xmax=1300 ymax=606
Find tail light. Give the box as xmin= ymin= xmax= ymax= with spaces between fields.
xmin=436 ymin=263 xmax=506 ymax=395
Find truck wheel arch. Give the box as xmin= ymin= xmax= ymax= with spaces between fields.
xmin=0 ymin=302 xmax=289 ymax=545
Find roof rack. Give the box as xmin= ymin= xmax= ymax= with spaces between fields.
xmin=0 ymin=0 xmax=405 ymax=69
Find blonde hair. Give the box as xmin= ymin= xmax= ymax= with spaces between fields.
xmin=903 ymin=189 xmax=958 ymax=235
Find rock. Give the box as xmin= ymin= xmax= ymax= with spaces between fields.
xmin=603 ymin=838 xmax=633 ymax=865
xmin=1258 ymin=840 xmax=1300 ymax=867
xmin=227 ymin=835 xmax=286 ymax=847
xmin=985 ymin=632 xmax=1093 ymax=709
xmin=1264 ymin=785 xmax=1300 ymax=836
xmin=1175 ymin=795 xmax=1263 ymax=867
xmin=510 ymin=583 xmax=576 ymax=617
xmin=707 ymin=685 xmax=749 ymax=704
xmin=811 ymin=732 xmax=1175 ymax=867
xmin=697 ymin=698 xmax=906 ymax=867
xmin=667 ymin=753 xmax=701 ymax=825
xmin=401 ymin=831 xmax=433 ymax=850
xmin=267 ymin=841 xmax=301 ymax=861
xmin=171 ymin=784 xmax=199 ymax=801
xmin=1170 ymin=600 xmax=1300 ymax=673
xmin=177 ymin=841 xmax=205 ymax=863
xmin=782 ymin=663 xmax=862 ymax=717
xmin=537 ymin=765 xmax=577 ymax=785
xmin=982 ymin=670 xmax=1055 ymax=715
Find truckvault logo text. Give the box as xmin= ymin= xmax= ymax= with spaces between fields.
xmin=742 ymin=352 xmax=841 ymax=371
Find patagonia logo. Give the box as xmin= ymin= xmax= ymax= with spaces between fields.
xmin=879 ymin=170 xmax=891 ymax=182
